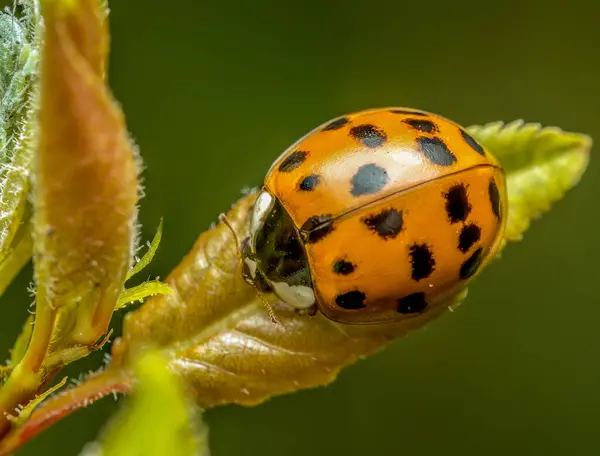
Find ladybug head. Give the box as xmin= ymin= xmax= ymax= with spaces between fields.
xmin=243 ymin=190 xmax=316 ymax=310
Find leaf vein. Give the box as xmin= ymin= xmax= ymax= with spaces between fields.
xmin=230 ymin=329 xmax=316 ymax=357
xmin=176 ymin=356 xmax=238 ymax=377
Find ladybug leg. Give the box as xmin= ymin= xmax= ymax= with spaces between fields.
xmin=295 ymin=304 xmax=318 ymax=318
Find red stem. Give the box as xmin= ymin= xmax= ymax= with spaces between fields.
xmin=0 ymin=367 xmax=133 ymax=456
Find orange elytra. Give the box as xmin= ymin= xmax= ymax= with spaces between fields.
xmin=241 ymin=107 xmax=507 ymax=324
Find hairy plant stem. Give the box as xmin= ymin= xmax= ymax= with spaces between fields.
xmin=0 ymin=367 xmax=132 ymax=455
xmin=0 ymin=298 xmax=55 ymax=437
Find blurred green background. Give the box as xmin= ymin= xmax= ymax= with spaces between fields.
xmin=1 ymin=0 xmax=600 ymax=454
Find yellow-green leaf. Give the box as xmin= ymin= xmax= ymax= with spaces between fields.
xmin=116 ymin=280 xmax=173 ymax=310
xmin=468 ymin=120 xmax=591 ymax=243
xmin=109 ymin=194 xmax=468 ymax=408
xmin=7 ymin=376 xmax=67 ymax=426
xmin=9 ymin=315 xmax=34 ymax=368
xmin=107 ymin=118 xmax=591 ymax=409
xmin=126 ymin=219 xmax=163 ymax=281
xmin=80 ymin=351 xmax=209 ymax=456
xmin=0 ymin=221 xmax=33 ymax=299
xmin=0 ymin=1 xmax=40 ymax=294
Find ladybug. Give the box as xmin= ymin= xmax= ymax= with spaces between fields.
xmin=241 ymin=107 xmax=507 ymax=324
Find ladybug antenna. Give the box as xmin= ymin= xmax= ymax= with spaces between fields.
xmin=218 ymin=213 xmax=242 ymax=259
xmin=218 ymin=212 xmax=281 ymax=325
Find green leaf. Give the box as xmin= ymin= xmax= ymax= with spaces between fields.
xmin=0 ymin=1 xmax=40 ymax=290
xmin=9 ymin=315 xmax=34 ymax=368
xmin=0 ymin=2 xmax=39 ymax=155
xmin=127 ymin=218 xmax=163 ymax=281
xmin=468 ymin=120 xmax=591 ymax=243
xmin=8 ymin=376 xmax=67 ymax=425
xmin=116 ymin=280 xmax=173 ymax=310
xmin=0 ymin=220 xmax=32 ymax=298
xmin=80 ymin=351 xmax=209 ymax=456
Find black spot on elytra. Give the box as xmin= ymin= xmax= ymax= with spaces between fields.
xmin=350 ymin=163 xmax=388 ymax=197
xmin=300 ymin=214 xmax=334 ymax=243
xmin=300 ymin=214 xmax=332 ymax=231
xmin=397 ymin=292 xmax=428 ymax=314
xmin=409 ymin=243 xmax=436 ymax=281
xmin=389 ymin=109 xmax=428 ymax=116
xmin=489 ymin=179 xmax=501 ymax=219
xmin=278 ymin=150 xmax=308 ymax=172
xmin=416 ymin=137 xmax=457 ymax=166
xmin=460 ymin=129 xmax=485 ymax=156
xmin=458 ymin=224 xmax=481 ymax=253
xmin=336 ymin=290 xmax=366 ymax=310
xmin=443 ymin=184 xmax=471 ymax=224
xmin=349 ymin=124 xmax=387 ymax=148
xmin=307 ymin=225 xmax=334 ymax=243
xmin=362 ymin=208 xmax=403 ymax=239
xmin=298 ymin=174 xmax=320 ymax=191
xmin=333 ymin=259 xmax=355 ymax=275
xmin=402 ymin=118 xmax=439 ymax=134
xmin=322 ymin=117 xmax=350 ymax=131
xmin=460 ymin=247 xmax=483 ymax=280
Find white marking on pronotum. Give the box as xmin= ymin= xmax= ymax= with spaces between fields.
xmin=271 ymin=281 xmax=315 ymax=310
